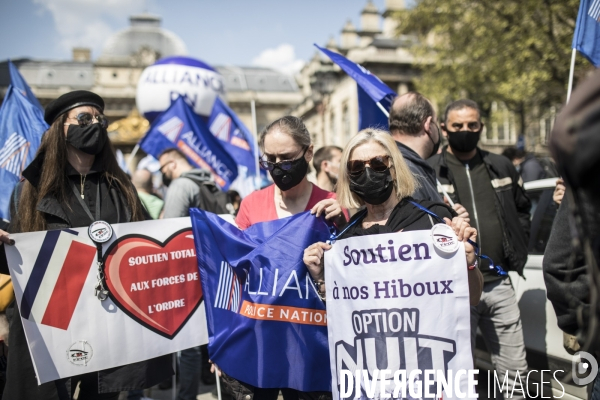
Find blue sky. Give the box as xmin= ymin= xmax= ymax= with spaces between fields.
xmin=0 ymin=0 xmax=393 ymax=72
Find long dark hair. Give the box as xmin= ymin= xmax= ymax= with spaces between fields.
xmin=16 ymin=114 xmax=145 ymax=232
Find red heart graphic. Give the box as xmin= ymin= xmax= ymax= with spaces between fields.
xmin=103 ymin=228 xmax=202 ymax=339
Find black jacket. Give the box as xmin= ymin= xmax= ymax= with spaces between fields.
xmin=396 ymin=142 xmax=443 ymax=202
xmin=0 ymin=159 xmax=172 ymax=399
xmin=428 ymin=147 xmax=531 ymax=276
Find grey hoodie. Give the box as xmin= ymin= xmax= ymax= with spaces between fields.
xmin=163 ymin=169 xmax=213 ymax=218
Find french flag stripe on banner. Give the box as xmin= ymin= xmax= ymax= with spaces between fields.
xmin=20 ymin=230 xmax=97 ymax=330
xmin=20 ymin=230 xmax=63 ymax=320
xmin=41 ymin=240 xmax=97 ymax=329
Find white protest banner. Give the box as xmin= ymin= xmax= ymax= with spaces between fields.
xmin=5 ymin=216 xmax=210 ymax=384
xmin=324 ymin=230 xmax=475 ymax=400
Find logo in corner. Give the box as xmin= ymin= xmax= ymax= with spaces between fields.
xmin=88 ymin=221 xmax=113 ymax=244
xmin=67 ymin=340 xmax=93 ymax=366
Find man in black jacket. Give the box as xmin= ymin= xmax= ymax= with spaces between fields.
xmin=388 ymin=92 xmax=470 ymax=220
xmin=429 ymin=99 xmax=531 ymax=399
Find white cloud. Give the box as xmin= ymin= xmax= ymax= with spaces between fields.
xmin=33 ymin=0 xmax=146 ymax=58
xmin=251 ymin=44 xmax=305 ymax=76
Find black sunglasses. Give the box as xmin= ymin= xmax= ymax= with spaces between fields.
xmin=259 ymin=147 xmax=307 ymax=171
xmin=347 ymin=155 xmax=391 ymax=176
xmin=66 ymin=113 xmax=109 ymax=129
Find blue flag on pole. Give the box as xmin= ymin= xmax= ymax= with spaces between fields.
xmin=573 ymin=0 xmax=600 ymax=66
xmin=0 ymin=86 xmax=48 ymax=219
xmin=190 ymin=209 xmax=332 ymax=392
xmin=315 ymin=44 xmax=396 ymax=129
xmin=140 ymin=96 xmax=238 ymax=190
xmin=357 ymin=85 xmax=390 ymax=131
xmin=8 ymin=61 xmax=44 ymax=111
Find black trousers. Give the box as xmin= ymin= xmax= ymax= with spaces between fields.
xmin=221 ymin=371 xmax=331 ymax=400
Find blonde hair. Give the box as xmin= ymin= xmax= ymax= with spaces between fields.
xmin=337 ymin=128 xmax=415 ymax=209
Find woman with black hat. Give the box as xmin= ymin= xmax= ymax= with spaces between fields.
xmin=0 ymin=90 xmax=172 ymax=399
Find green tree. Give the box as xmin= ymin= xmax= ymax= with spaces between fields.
xmin=396 ymin=0 xmax=588 ymax=135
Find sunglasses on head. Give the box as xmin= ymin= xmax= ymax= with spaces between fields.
xmin=259 ymin=147 xmax=307 ymax=171
xmin=347 ymin=155 xmax=391 ymax=176
xmin=65 ymin=113 xmax=109 ymax=129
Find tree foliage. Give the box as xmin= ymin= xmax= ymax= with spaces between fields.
xmin=396 ymin=0 xmax=588 ymax=132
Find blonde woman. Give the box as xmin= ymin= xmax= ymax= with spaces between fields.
xmin=303 ymin=128 xmax=483 ymax=305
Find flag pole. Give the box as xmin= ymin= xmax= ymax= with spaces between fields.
xmin=128 ymin=143 xmax=140 ymax=171
xmin=250 ymin=98 xmax=260 ymax=190
xmin=376 ymin=101 xmax=389 ymax=118
xmin=215 ymin=365 xmax=222 ymax=400
xmin=376 ymin=100 xmax=455 ymax=205
xmin=566 ymin=48 xmax=577 ymax=103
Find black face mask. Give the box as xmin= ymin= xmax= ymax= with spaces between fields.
xmin=446 ymin=130 xmax=481 ymax=153
xmin=162 ymin=173 xmax=172 ymax=188
xmin=270 ymin=156 xmax=309 ymax=191
xmin=349 ymin=167 xmax=394 ymax=205
xmin=66 ymin=123 xmax=107 ymax=155
xmin=427 ymin=123 xmax=441 ymax=158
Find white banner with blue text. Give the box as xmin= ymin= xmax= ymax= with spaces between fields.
xmin=324 ymin=230 xmax=475 ymax=400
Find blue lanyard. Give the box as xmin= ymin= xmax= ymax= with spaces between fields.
xmin=326 ymin=209 xmax=367 ymax=244
xmin=408 ymin=201 xmax=507 ymax=276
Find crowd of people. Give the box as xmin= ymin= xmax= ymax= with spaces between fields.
xmin=0 ymin=73 xmax=598 ymax=400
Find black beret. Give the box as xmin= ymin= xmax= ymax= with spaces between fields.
xmin=44 ymin=90 xmax=104 ymax=125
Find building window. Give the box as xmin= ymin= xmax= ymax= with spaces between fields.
xmin=539 ymin=106 xmax=556 ymax=145
xmin=488 ymin=101 xmax=515 ymax=144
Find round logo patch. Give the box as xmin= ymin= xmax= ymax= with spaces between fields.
xmin=88 ymin=221 xmax=113 ymax=244
xmin=430 ymin=223 xmax=460 ymax=254
xmin=67 ymin=340 xmax=93 ymax=366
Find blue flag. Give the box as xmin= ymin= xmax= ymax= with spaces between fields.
xmin=140 ymin=96 xmax=238 ymax=190
xmin=357 ymin=85 xmax=391 ymax=131
xmin=315 ymin=44 xmax=396 ymax=129
xmin=8 ymin=61 xmax=43 ymax=111
xmin=207 ymin=97 xmax=268 ymax=195
xmin=0 ymin=86 xmax=48 ymax=219
xmin=573 ymin=0 xmax=600 ymax=66
xmin=190 ymin=209 xmax=332 ymax=391
xmin=208 ymin=97 xmax=258 ymax=174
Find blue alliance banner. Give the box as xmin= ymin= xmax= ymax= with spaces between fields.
xmin=0 ymin=85 xmax=48 ymax=219
xmin=190 ymin=209 xmax=333 ymax=392
xmin=573 ymin=0 xmax=600 ymax=67
xmin=140 ymin=96 xmax=238 ymax=190
xmin=208 ymin=97 xmax=268 ymax=196
xmin=208 ymin=97 xmax=257 ymax=173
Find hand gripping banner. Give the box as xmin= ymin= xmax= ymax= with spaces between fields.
xmin=324 ymin=230 xmax=476 ymax=400
xmin=190 ymin=209 xmax=333 ymax=392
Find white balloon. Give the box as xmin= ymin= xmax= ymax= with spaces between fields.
xmin=136 ymin=56 xmax=224 ymax=121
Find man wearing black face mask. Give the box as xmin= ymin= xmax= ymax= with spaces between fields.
xmin=429 ymin=99 xmax=532 ymax=400
xmin=388 ymin=92 xmax=470 ymax=221
xmin=388 ymin=92 xmax=442 ymax=202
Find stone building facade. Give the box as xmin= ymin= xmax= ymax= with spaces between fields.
xmin=0 ymin=14 xmax=302 ymax=154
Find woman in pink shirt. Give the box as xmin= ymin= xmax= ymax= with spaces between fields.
xmin=225 ymin=116 xmax=345 ymax=400
xmin=236 ymin=116 xmax=345 ymax=230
